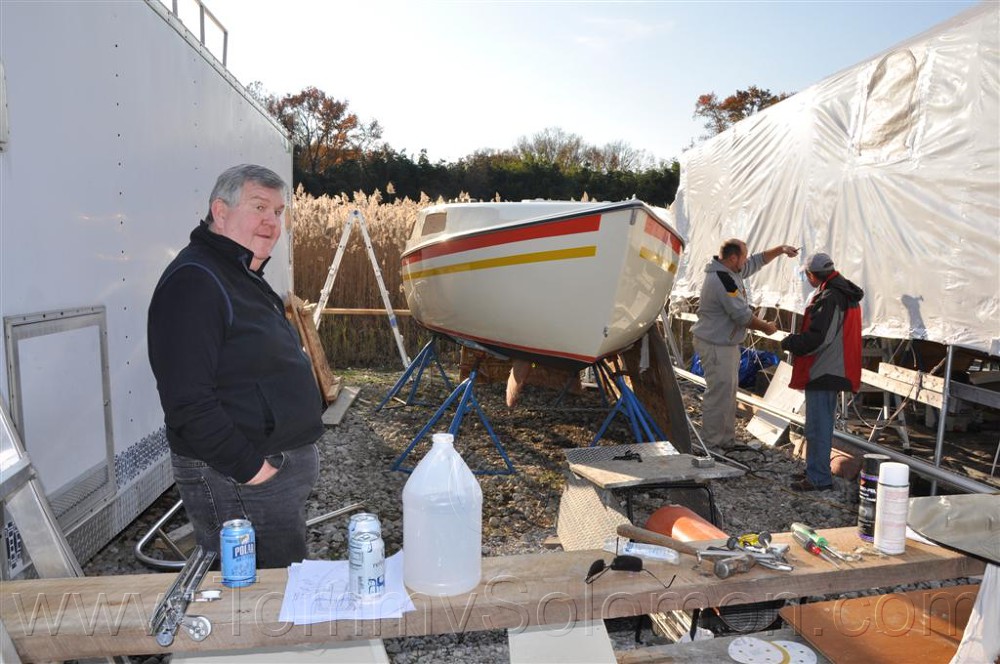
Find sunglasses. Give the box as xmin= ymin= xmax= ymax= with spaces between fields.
xmin=585 ymin=555 xmax=675 ymax=589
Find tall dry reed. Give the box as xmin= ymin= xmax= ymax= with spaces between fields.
xmin=291 ymin=187 xmax=459 ymax=368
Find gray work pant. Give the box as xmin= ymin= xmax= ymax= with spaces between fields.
xmin=171 ymin=443 xmax=319 ymax=568
xmin=693 ymin=337 xmax=740 ymax=450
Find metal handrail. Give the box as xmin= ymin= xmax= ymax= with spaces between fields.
xmin=166 ymin=0 xmax=228 ymax=65
xmin=134 ymin=499 xmax=189 ymax=570
xmin=134 ymin=498 xmax=369 ymax=570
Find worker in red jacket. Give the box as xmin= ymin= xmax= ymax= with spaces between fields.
xmin=781 ymin=252 xmax=864 ymax=492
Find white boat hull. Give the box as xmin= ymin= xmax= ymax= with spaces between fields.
xmin=402 ymin=201 xmax=685 ymax=366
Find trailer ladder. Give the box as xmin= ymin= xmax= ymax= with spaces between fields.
xmin=0 ymin=397 xmax=126 ymax=663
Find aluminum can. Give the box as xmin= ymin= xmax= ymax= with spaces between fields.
xmin=348 ymin=512 xmax=381 ymax=539
xmin=348 ymin=531 xmax=385 ymax=600
xmin=220 ymin=518 xmax=256 ymax=588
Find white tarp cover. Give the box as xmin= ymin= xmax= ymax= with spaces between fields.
xmin=670 ymin=3 xmax=1000 ymax=356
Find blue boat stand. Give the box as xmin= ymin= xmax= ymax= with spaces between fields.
xmin=590 ymin=361 xmax=667 ymax=446
xmin=374 ymin=338 xmax=453 ymax=411
xmin=386 ymin=348 xmax=515 ymax=475
xmin=380 ymin=345 xmax=664 ymax=472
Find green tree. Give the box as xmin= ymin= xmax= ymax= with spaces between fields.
xmin=694 ymin=85 xmax=792 ymax=137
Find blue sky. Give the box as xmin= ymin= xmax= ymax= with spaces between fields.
xmin=200 ymin=0 xmax=980 ymax=164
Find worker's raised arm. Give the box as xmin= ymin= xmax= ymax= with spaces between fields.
xmin=761 ymin=244 xmax=800 ymax=264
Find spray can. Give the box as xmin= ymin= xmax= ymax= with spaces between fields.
xmin=857 ymin=453 xmax=891 ymax=542
xmin=873 ymin=462 xmax=910 ymax=555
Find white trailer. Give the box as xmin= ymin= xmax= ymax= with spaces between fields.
xmin=0 ymin=0 xmax=293 ymax=576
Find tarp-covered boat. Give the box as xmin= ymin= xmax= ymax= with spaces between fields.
xmin=402 ymin=200 xmax=685 ymax=368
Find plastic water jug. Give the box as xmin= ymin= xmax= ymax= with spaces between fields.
xmin=403 ymin=433 xmax=483 ymax=595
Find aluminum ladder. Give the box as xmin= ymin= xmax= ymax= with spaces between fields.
xmin=312 ymin=209 xmax=410 ymax=368
xmin=0 ymin=397 xmax=126 ymax=663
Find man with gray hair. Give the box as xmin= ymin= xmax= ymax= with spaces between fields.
xmin=692 ymin=238 xmax=799 ymax=451
xmin=148 ymin=164 xmax=324 ymax=567
xmin=781 ymin=252 xmax=864 ymax=491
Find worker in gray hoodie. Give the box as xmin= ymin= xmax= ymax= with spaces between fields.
xmin=692 ymin=238 xmax=799 ymax=450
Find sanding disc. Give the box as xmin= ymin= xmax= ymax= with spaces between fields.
xmin=772 ymin=640 xmax=817 ymax=664
xmin=727 ymin=636 xmax=788 ymax=664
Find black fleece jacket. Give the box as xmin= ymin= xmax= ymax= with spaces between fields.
xmin=147 ymin=223 xmax=323 ymax=483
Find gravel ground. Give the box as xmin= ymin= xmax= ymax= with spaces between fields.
xmin=82 ymin=365 xmax=975 ymax=662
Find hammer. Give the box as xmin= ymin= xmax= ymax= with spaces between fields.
xmin=616 ymin=524 xmax=703 ymax=558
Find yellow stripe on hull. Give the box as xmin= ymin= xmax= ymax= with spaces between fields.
xmin=638 ymin=246 xmax=679 ymax=273
xmin=403 ymin=245 xmax=597 ymax=281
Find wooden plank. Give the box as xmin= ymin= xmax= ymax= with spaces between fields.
xmin=620 ymin=327 xmax=692 ymax=453
xmin=567 ymin=452 xmax=743 ymax=491
xmin=950 ymin=381 xmax=1000 ymax=409
xmin=320 ymin=308 xmax=412 ymax=316
xmin=1 ymin=528 xmax=985 ymax=662
xmin=861 ymin=369 xmax=942 ymax=408
xmin=778 ymin=584 xmax=978 ymax=664
xmin=322 ymin=386 xmax=360 ymax=426
xmin=746 ymin=362 xmax=804 ymax=447
xmin=866 ymin=362 xmax=1000 ymax=410
xmin=617 ymin=627 xmax=832 ymax=664
xmin=966 ymin=370 xmax=1000 ymax=386
xmin=878 ymin=363 xmax=946 ymax=392
xmin=288 ymin=295 xmax=342 ymax=405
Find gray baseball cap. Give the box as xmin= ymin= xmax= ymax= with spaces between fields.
xmin=806 ymin=252 xmax=835 ymax=273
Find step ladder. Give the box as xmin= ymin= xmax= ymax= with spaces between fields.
xmin=0 ymin=397 xmax=126 ymax=663
xmin=312 ymin=209 xmax=410 ymax=368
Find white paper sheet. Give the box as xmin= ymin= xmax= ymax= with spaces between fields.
xmin=278 ymin=551 xmax=415 ymax=625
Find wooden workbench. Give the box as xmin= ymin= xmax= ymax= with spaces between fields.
xmin=1 ymin=528 xmax=984 ymax=662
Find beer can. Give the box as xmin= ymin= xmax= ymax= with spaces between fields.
xmin=220 ymin=519 xmax=256 ymax=588
xmin=348 ymin=531 xmax=385 ymax=600
xmin=348 ymin=512 xmax=381 ymax=538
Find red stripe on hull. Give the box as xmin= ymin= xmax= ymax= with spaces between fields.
xmin=643 ymin=215 xmax=683 ymax=254
xmin=403 ymin=214 xmax=601 ymax=266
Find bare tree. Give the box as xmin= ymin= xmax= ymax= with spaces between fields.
xmin=515 ymin=127 xmax=586 ymax=168
xmin=585 ymin=140 xmax=652 ymax=172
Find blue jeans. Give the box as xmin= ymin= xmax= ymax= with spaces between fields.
xmin=804 ymin=390 xmax=838 ymax=487
xmin=171 ymin=443 xmax=319 ymax=568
